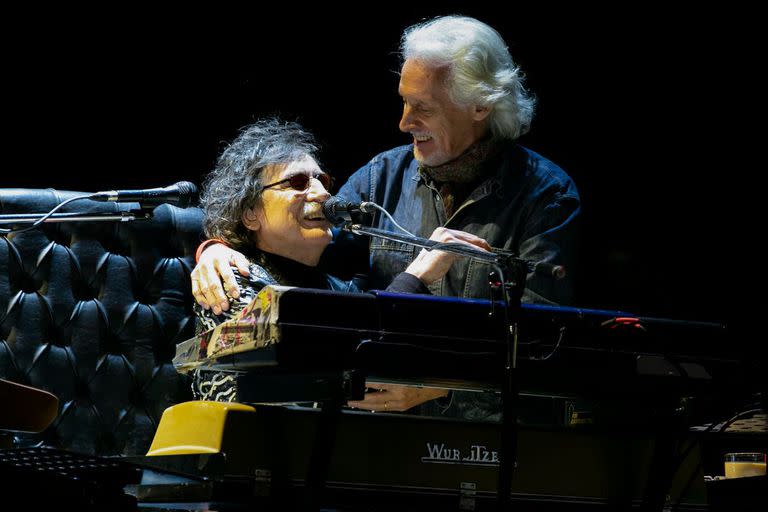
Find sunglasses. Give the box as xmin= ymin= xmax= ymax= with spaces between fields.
xmin=262 ymin=173 xmax=333 ymax=192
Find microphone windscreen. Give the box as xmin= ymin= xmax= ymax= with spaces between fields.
xmin=322 ymin=196 xmax=348 ymax=225
xmin=174 ymin=181 xmax=199 ymax=208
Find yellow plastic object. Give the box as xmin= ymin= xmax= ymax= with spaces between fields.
xmin=147 ymin=401 xmax=256 ymax=456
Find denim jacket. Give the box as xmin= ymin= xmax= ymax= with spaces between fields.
xmin=331 ymin=141 xmax=580 ymax=305
xmin=327 ymin=142 xmax=580 ymax=422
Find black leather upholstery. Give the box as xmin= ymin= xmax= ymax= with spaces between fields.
xmin=1 ymin=189 xmax=202 ymax=455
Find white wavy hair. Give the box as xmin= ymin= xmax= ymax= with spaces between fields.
xmin=401 ymin=15 xmax=535 ymax=140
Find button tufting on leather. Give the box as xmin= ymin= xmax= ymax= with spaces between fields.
xmin=1 ymin=189 xmax=200 ymax=455
xmin=17 ymin=273 xmax=42 ymax=295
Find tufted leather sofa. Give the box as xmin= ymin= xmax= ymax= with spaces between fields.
xmin=1 ymin=189 xmax=203 ymax=455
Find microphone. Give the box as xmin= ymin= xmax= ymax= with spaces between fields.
xmin=322 ymin=196 xmax=375 ymax=225
xmin=90 ymin=181 xmax=198 ymax=208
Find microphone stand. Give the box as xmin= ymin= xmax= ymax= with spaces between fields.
xmin=346 ymin=224 xmax=527 ymax=267
xmin=0 ymin=210 xmax=153 ymax=226
xmin=1 ymin=185 xmax=195 ymax=232
xmin=343 ymin=222 xmax=529 ymax=510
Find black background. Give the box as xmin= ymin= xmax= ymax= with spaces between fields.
xmin=4 ymin=6 xmax=763 ymax=342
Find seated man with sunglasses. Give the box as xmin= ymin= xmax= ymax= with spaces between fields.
xmin=191 ymin=118 xmax=490 ymax=402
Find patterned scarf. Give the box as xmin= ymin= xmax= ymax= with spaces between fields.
xmin=418 ymin=138 xmax=501 ymax=217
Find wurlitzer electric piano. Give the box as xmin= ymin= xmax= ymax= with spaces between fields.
xmin=140 ymin=214 xmax=764 ymax=511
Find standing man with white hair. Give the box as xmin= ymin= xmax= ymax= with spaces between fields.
xmin=192 ymin=15 xmax=580 ymax=418
xmin=332 ymin=15 xmax=579 ymax=306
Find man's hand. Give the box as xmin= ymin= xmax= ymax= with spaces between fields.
xmin=191 ymin=244 xmax=250 ymax=315
xmin=405 ymin=227 xmax=492 ymax=285
xmin=347 ymin=384 xmax=448 ymax=412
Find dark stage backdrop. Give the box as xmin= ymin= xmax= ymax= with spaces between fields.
xmin=4 ymin=7 xmax=762 ymax=345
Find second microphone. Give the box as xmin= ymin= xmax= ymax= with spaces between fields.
xmin=321 ymin=196 xmax=375 ymax=225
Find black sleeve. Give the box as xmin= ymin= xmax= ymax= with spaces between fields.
xmin=385 ymin=272 xmax=431 ymax=294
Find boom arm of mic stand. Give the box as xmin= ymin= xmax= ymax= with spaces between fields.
xmin=346 ymin=223 xmax=520 ymax=266
xmin=0 ymin=210 xmax=153 ymax=225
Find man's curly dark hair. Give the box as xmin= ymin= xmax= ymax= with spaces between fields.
xmin=200 ymin=118 xmax=318 ymax=251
